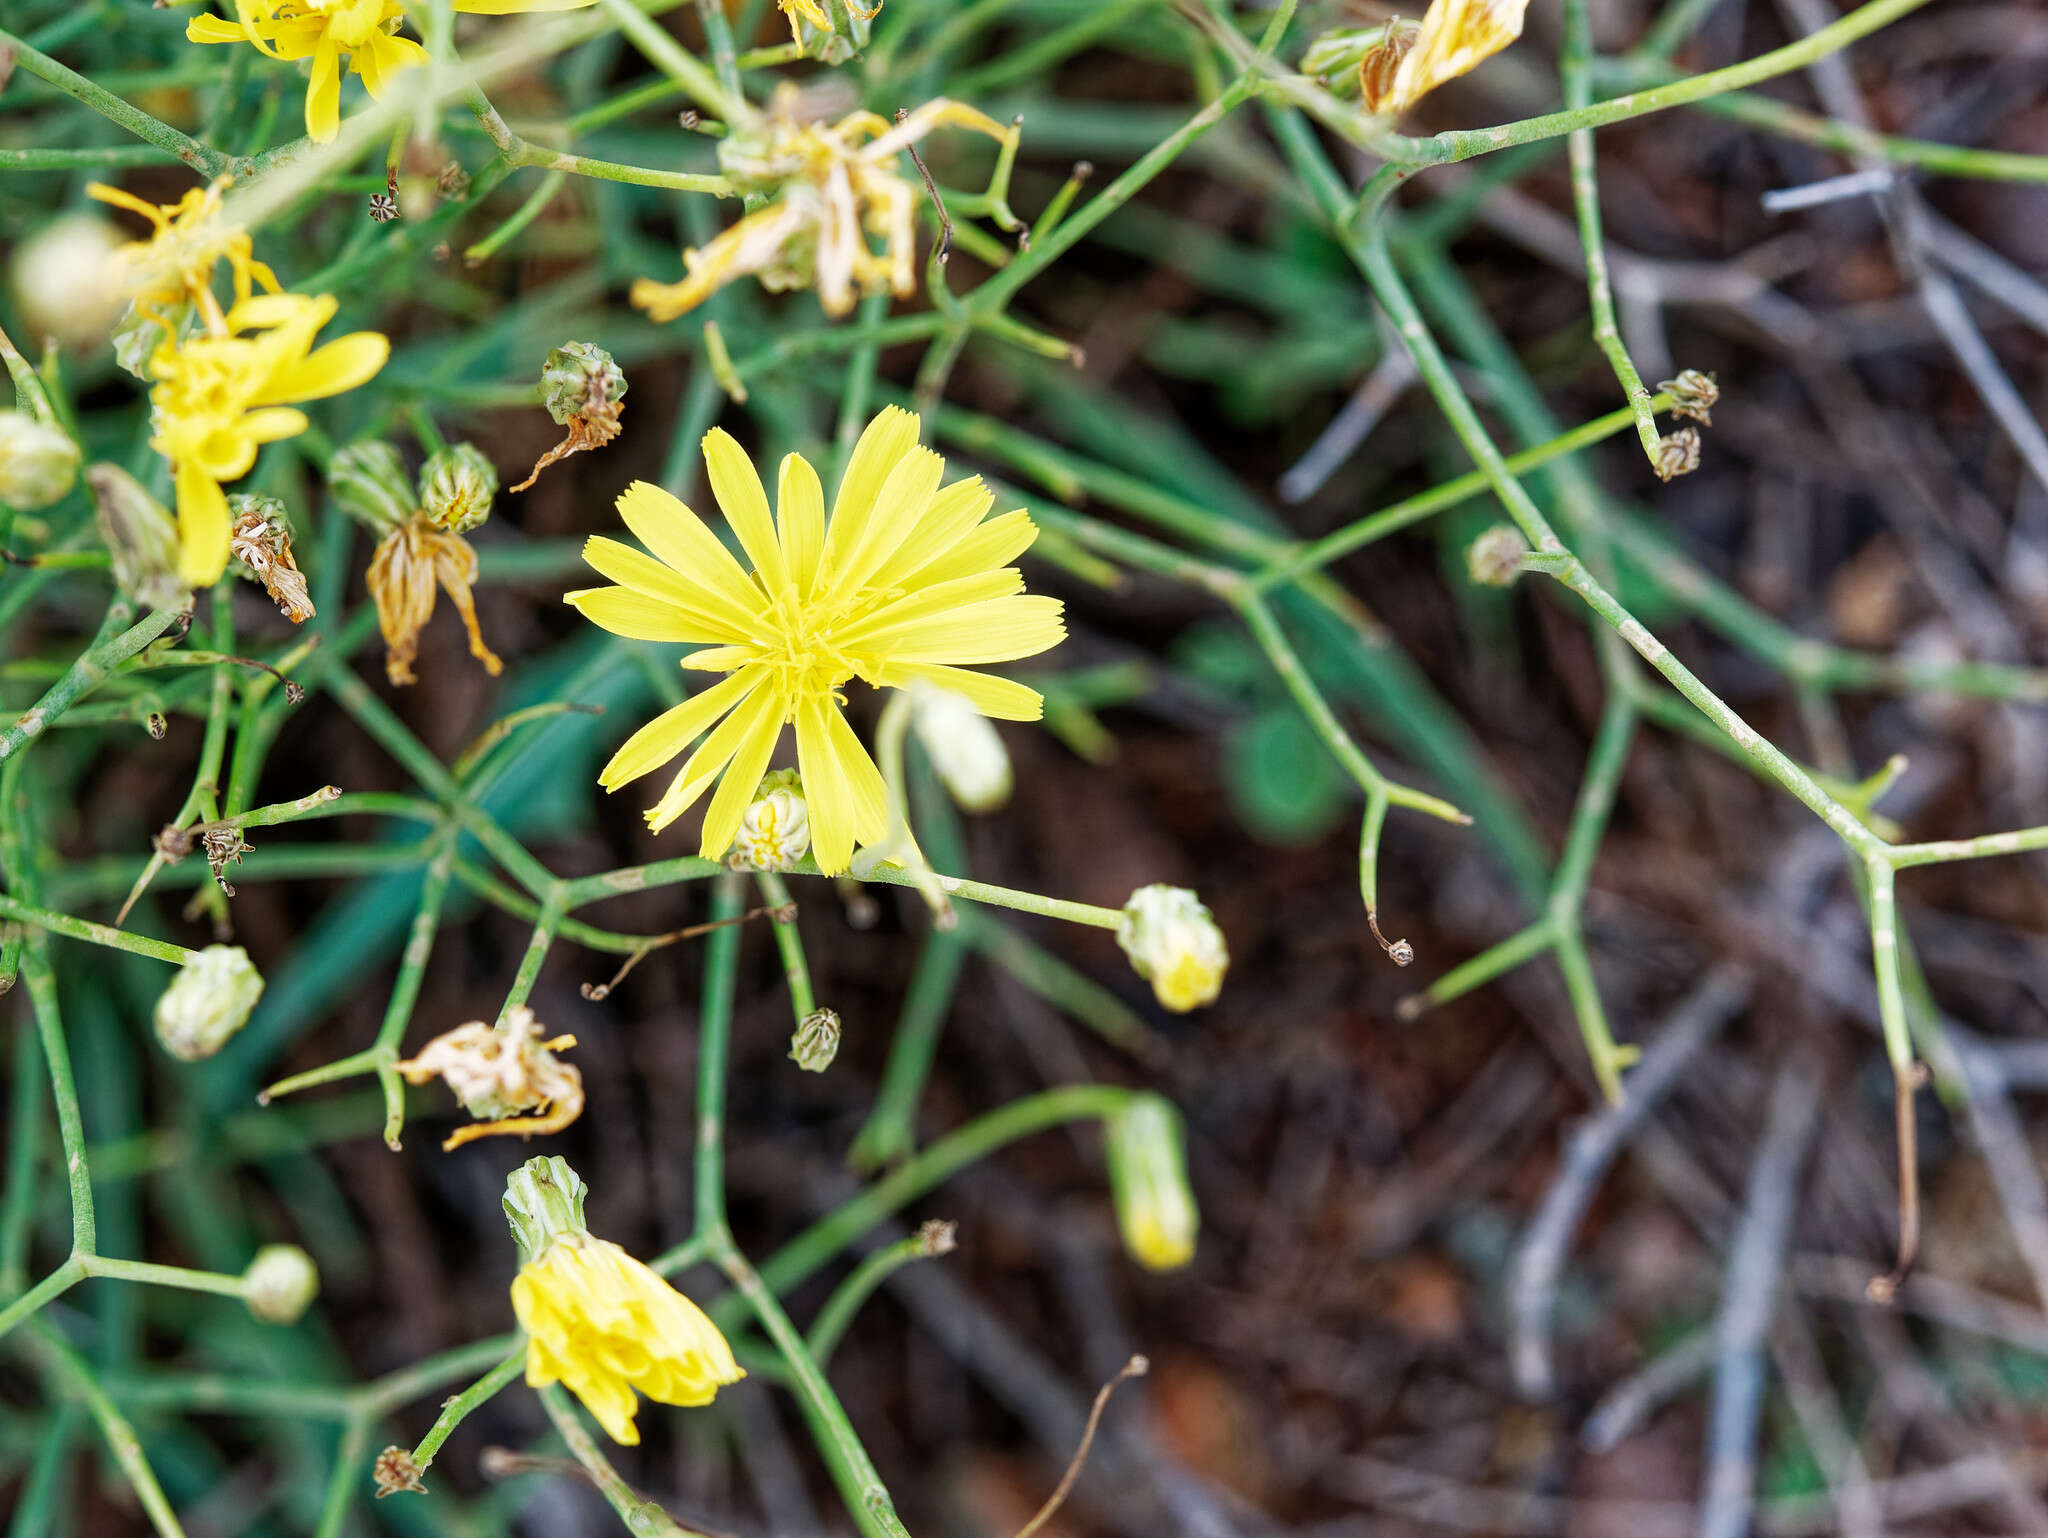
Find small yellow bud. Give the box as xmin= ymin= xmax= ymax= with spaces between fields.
xmin=243 ymin=1243 xmax=319 ymax=1324
xmin=1117 ymin=885 xmax=1227 ymax=1013
xmin=1104 ymin=1094 xmax=1198 ymax=1271
xmin=9 ymin=213 xmax=128 ymax=352
xmin=728 ymin=768 xmax=811 ymax=871
xmin=154 ymin=945 xmax=264 ymax=1061
xmin=0 ymin=410 xmax=81 ymax=510
xmin=910 ymin=683 xmax=1013 ymax=813
xmin=788 ymin=1008 xmax=841 ymax=1073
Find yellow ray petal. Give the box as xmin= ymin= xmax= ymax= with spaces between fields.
xmin=577 ymin=535 xmax=755 ymax=639
xmin=795 ymin=697 xmax=857 ymax=875
xmin=823 ymin=444 xmax=942 ymax=598
xmin=173 ymin=459 xmax=234 ymax=586
xmin=696 ymin=686 xmax=785 ymax=860
xmin=260 ymin=331 xmax=389 ymax=404
xmin=878 ymin=664 xmax=1044 ymax=721
xmin=597 ymin=668 xmax=760 ymax=789
xmin=867 ymin=475 xmax=995 ymax=589
xmin=776 ymin=453 xmax=825 ymax=600
xmin=649 ymin=682 xmax=771 ymax=836
xmin=566 ymin=585 xmax=736 ymax=645
xmin=876 ymin=594 xmax=1065 ymax=665
xmin=821 ymin=406 xmax=919 ymax=579
xmin=821 ymin=702 xmax=889 ymax=846
xmin=613 ymin=481 xmax=761 ymax=613
xmin=455 ymin=0 xmax=601 ymax=10
xmin=702 ymin=429 xmax=788 ymax=593
xmin=305 ymin=37 xmax=342 ymax=143
xmin=834 ymin=568 xmax=1023 ymax=655
xmin=889 ymin=507 xmax=1036 ymax=591
xmin=1385 ymin=0 xmax=1530 ymax=114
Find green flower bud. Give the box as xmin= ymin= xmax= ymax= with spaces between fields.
xmin=1104 ymin=1093 xmax=1198 ymax=1271
xmin=326 ymin=441 xmax=414 ymax=534
xmin=1117 ymin=885 xmax=1228 ymax=1013
xmin=540 ymin=342 xmax=626 ymax=428
xmin=502 ymin=1155 xmax=590 ymax=1265
xmin=154 ymin=945 xmax=265 ymax=1061
xmin=243 ymin=1244 xmax=319 ymax=1324
xmin=88 ymin=464 xmax=190 ymax=612
xmin=1299 ymin=25 xmax=1385 ymax=93
xmin=0 ymin=409 xmax=81 ymax=510
xmin=1465 ymin=524 xmax=1529 ymax=588
xmin=788 ymin=1008 xmax=841 ymax=1073
xmin=418 ymin=443 xmax=497 ymax=534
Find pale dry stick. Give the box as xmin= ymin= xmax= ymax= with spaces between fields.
xmin=1580 ymin=1331 xmax=1714 ymax=1454
xmin=1760 ymin=166 xmax=1897 ymax=212
xmin=1916 ymin=206 xmax=2048 ymax=338
xmin=1769 ymin=1307 xmax=1883 ymax=1538
xmin=1795 ymin=1253 xmax=2048 ymax=1357
xmin=1276 ymin=327 xmax=1417 ymax=503
xmin=1509 ymin=965 xmax=1752 ymax=1399
xmin=1699 ymin=1048 xmax=1826 ymax=1538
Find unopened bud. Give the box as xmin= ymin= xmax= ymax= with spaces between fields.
xmin=1659 ymin=369 xmax=1719 ymax=426
xmin=1104 ymin=1093 xmax=1198 ymax=1271
xmin=1655 ymin=428 xmax=1701 ymax=482
xmin=154 ymin=944 xmax=265 ymax=1060
xmin=327 ymin=440 xmax=414 ymax=534
xmin=789 ymin=1008 xmax=840 ymax=1072
xmin=0 ymin=410 xmax=81 ymax=509
xmin=1117 ymin=885 xmax=1227 ymax=1013
xmin=1466 ymin=524 xmax=1529 ymax=588
xmin=243 ymin=1243 xmax=319 ymax=1324
xmin=10 ymin=213 xmax=127 ymax=352
xmin=501 ymin=1154 xmax=591 ymax=1265
xmin=539 ymin=341 xmax=626 ymax=428
xmin=729 ymin=768 xmax=810 ymax=870
xmin=910 ymin=683 xmax=1012 ymax=812
xmin=89 ymin=463 xmax=189 ymax=611
xmin=1300 ymin=23 xmax=1413 ymax=100
xmin=418 ymin=443 xmax=497 ymax=534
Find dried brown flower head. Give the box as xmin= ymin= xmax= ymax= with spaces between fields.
xmin=229 ymin=496 xmax=315 ymax=624
xmin=365 ymin=518 xmax=501 ymax=687
xmin=395 ymin=1006 xmax=583 ymax=1151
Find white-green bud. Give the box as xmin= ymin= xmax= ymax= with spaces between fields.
xmin=1466 ymin=525 xmax=1529 ymax=588
xmin=788 ymin=1009 xmax=841 ymax=1073
xmin=729 ymin=768 xmax=810 ymax=870
xmin=540 ymin=342 xmax=626 ymax=427
xmin=154 ymin=945 xmax=265 ymax=1061
xmin=9 ymin=213 xmax=127 ymax=353
xmin=1104 ymin=1093 xmax=1198 ymax=1271
xmin=1117 ymin=886 xmax=1228 ymax=1014
xmin=502 ymin=1155 xmax=590 ymax=1265
xmin=418 ymin=443 xmax=497 ymax=534
xmin=89 ymin=464 xmax=190 ymax=611
xmin=326 ymin=441 xmax=414 ymax=534
xmin=1299 ymin=25 xmax=1386 ymax=92
xmin=0 ymin=410 xmax=81 ymax=510
xmin=910 ymin=683 xmax=1013 ymax=813
xmin=243 ymin=1244 xmax=319 ymax=1324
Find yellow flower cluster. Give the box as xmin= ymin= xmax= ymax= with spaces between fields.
xmin=631 ymin=89 xmax=1016 ymax=321
xmin=568 ymin=406 xmax=1064 ymax=872
xmin=185 ymin=0 xmax=599 ymax=144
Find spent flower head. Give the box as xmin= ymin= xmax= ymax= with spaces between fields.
xmin=155 ymin=944 xmax=265 ymax=1060
xmin=229 ymin=493 xmax=315 ymax=623
xmin=1466 ymin=524 xmax=1529 ymax=588
xmin=88 ymin=178 xmax=278 ymax=333
xmin=148 ymin=291 xmax=388 ymax=585
xmin=1353 ymin=0 xmax=1529 ymax=117
xmin=89 ymin=464 xmax=191 ymax=612
xmin=1118 ymin=885 xmax=1228 ymax=1013
xmin=568 ymin=406 xmax=1063 ymax=873
xmin=1104 ymin=1093 xmax=1199 ymax=1271
xmin=396 ymin=1007 xmax=583 ymax=1151
xmin=515 ymin=342 xmax=627 ymax=493
xmin=503 ymin=1156 xmax=743 ymax=1444
xmin=631 ymin=87 xmax=1017 ymax=321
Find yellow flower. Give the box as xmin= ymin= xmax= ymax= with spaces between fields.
xmin=185 ymin=0 xmax=598 ymax=145
xmin=630 ymin=89 xmax=1015 ymax=321
xmin=87 ymin=178 xmax=278 ymax=331
xmin=1371 ymin=0 xmax=1530 ymax=116
xmin=148 ymin=292 xmax=387 ymax=584
xmin=775 ymin=0 xmax=879 ymax=53
xmin=567 ymin=406 xmax=1063 ymax=873
xmin=505 ymin=1157 xmax=742 ymax=1446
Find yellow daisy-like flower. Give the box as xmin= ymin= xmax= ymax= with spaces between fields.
xmin=86 ymin=178 xmax=278 ymax=331
xmin=185 ymin=0 xmax=598 ymax=145
xmin=567 ymin=406 xmax=1064 ymax=873
xmin=630 ymin=90 xmax=1015 ymax=321
xmin=149 ymin=292 xmax=388 ymax=584
xmin=775 ymin=0 xmax=879 ymax=52
xmin=505 ymin=1157 xmax=742 ymax=1446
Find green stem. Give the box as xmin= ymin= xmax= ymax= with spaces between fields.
xmin=410 ymin=1348 xmax=524 ymax=1471
xmin=26 ymin=1323 xmax=190 ymax=1538
xmin=693 ymin=873 xmax=744 ymax=1244
xmin=804 ymin=1234 xmax=939 ymax=1369
xmin=0 ymin=604 xmax=183 ymax=765
xmin=0 ymin=28 xmax=227 ymax=176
